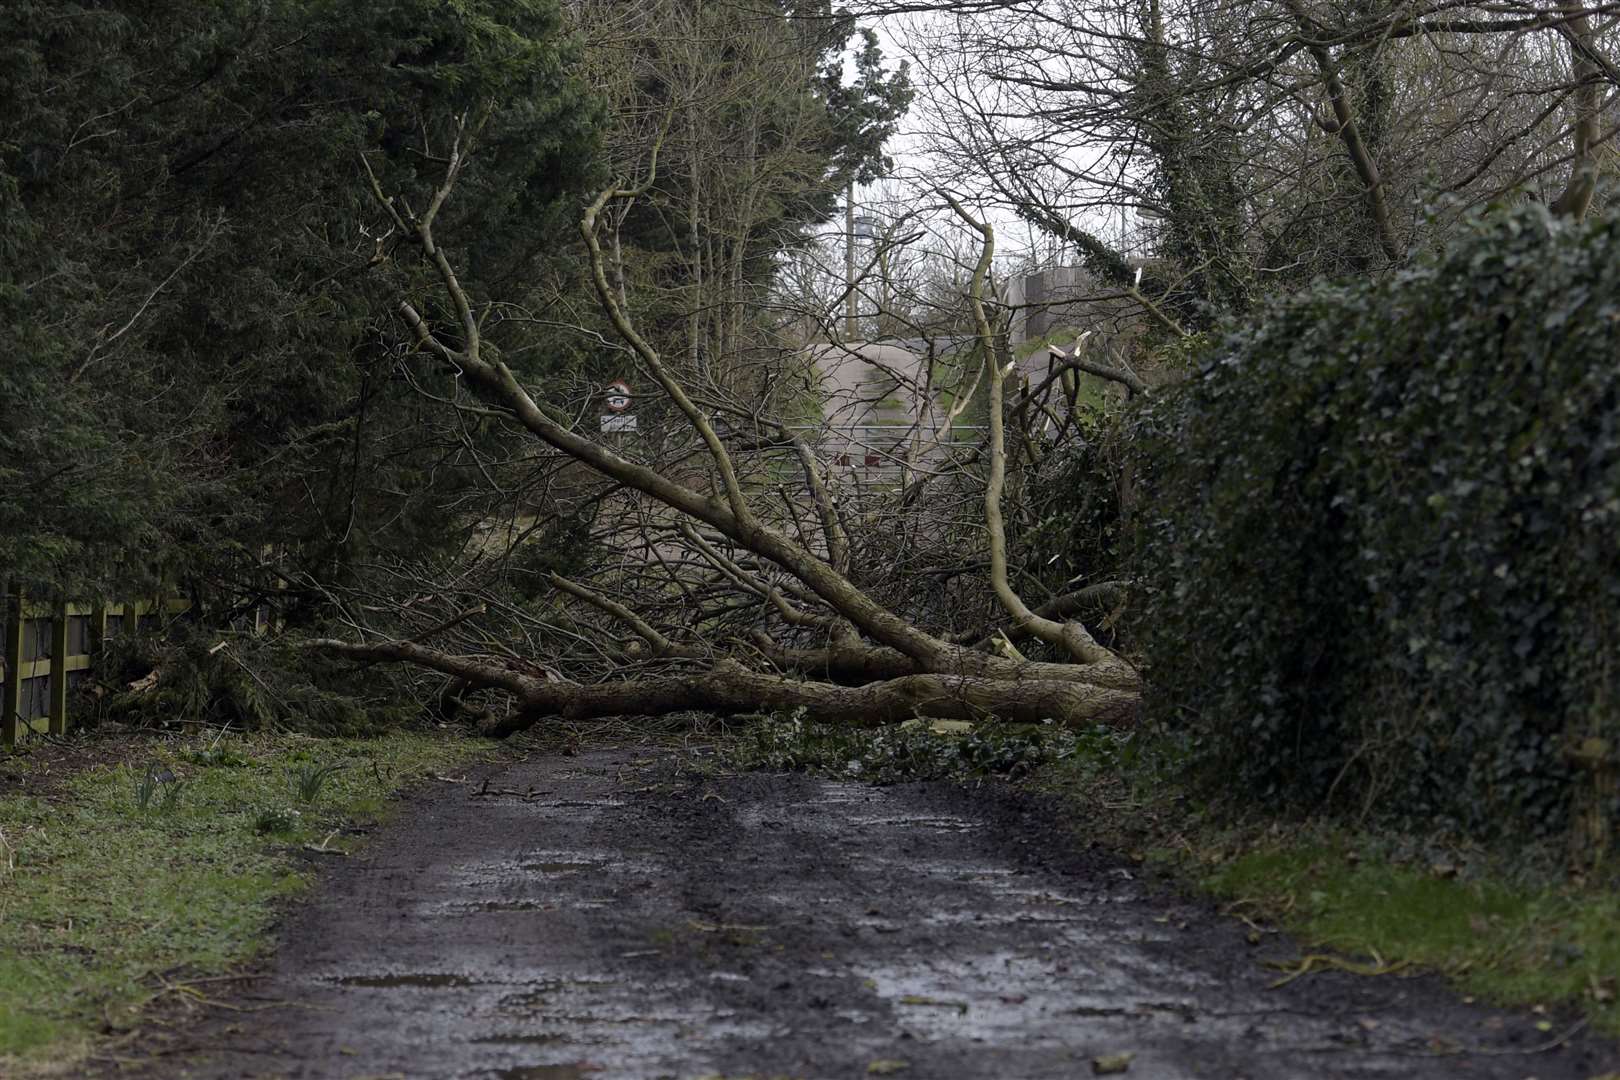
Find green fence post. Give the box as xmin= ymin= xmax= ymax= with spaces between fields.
xmin=91 ymin=604 xmax=108 ymax=657
xmin=3 ymin=590 xmax=22 ymax=750
xmin=49 ymin=599 xmax=69 ymax=736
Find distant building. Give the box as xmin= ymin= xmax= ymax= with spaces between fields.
xmin=801 ymin=261 xmax=1150 ymax=476
xmin=1003 ymin=266 xmax=1097 ymax=345
xmin=801 ymin=337 xmax=977 ymax=475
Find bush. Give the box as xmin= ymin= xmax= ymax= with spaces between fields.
xmin=1020 ymin=407 xmax=1129 ymax=595
xmin=1135 ymin=204 xmax=1620 ymax=844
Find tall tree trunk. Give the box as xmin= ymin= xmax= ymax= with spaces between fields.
xmin=1551 ymin=3 xmax=1601 ymax=220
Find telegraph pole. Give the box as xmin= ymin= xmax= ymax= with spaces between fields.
xmin=844 ymin=180 xmax=858 ymax=342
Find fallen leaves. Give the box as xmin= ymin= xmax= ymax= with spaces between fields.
xmin=897 ymin=993 xmax=967 ymax=1014
xmin=1091 ymin=1050 xmax=1135 ymax=1074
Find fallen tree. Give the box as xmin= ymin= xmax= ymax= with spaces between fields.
xmin=306 ymin=111 xmax=1140 ymax=734
xmin=304 ymin=638 xmax=1139 ymax=734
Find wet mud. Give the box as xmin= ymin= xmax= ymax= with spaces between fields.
xmin=110 ymin=748 xmax=1620 ymax=1079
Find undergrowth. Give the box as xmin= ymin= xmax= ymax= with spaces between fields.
xmin=0 ymin=729 xmax=488 ymax=1073
xmin=719 ymin=710 xmax=1147 ymax=785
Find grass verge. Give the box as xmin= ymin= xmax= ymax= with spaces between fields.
xmin=0 ymin=728 xmax=491 ymax=1074
xmin=1193 ymin=834 xmax=1620 ymax=1032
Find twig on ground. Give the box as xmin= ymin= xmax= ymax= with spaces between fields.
xmin=1266 ymin=951 xmax=1412 ymax=988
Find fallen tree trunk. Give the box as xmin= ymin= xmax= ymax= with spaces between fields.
xmin=747 ymin=635 xmax=917 ymax=684
xmin=500 ymin=667 xmax=1139 ymax=735
xmin=307 ymin=638 xmax=1139 ymax=735
xmin=747 ymin=634 xmax=1141 ymax=692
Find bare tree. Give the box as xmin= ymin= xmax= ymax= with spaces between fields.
xmin=893 ymin=0 xmax=1620 ymax=322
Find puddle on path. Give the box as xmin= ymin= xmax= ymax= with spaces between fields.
xmin=443 ymin=899 xmax=560 ymax=913
xmin=805 ymin=782 xmax=879 ymax=805
xmin=855 ymin=951 xmax=1211 ymax=1080
xmin=454 ymin=852 xmax=654 ymax=885
xmin=848 ymin=814 xmax=982 ymax=831
xmin=499 ymin=979 xmax=618 ymax=1012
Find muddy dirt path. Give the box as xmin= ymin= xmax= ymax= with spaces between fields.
xmin=119 ymin=748 xmax=1617 ymax=1079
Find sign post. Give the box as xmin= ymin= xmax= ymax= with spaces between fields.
xmin=600 ymin=380 xmax=636 ymax=434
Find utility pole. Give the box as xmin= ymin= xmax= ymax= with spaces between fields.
xmin=844 ymin=180 xmax=858 ymax=342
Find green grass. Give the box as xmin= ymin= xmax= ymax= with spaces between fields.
xmin=0 ymin=730 xmax=490 ymax=1072
xmin=1013 ymin=329 xmax=1114 ymax=412
xmin=1203 ymin=841 xmax=1620 ymax=1031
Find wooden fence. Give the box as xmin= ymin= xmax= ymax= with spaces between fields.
xmin=1 ymin=593 xmax=192 ymax=749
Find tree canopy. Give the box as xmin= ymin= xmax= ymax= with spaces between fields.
xmin=1 ymin=0 xmax=600 ymax=600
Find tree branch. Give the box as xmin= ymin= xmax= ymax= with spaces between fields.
xmin=944 ymin=192 xmax=1124 ymax=671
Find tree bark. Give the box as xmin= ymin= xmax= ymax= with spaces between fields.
xmin=946 ymin=193 xmax=1126 ymax=673
xmin=1281 ymin=0 xmax=1403 ymax=263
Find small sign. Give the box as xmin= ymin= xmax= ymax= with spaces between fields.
xmin=604 ymin=380 xmax=633 ymax=413
xmin=600 ymin=414 xmax=637 ymax=433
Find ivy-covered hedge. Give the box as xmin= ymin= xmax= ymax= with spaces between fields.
xmin=1135 ymin=205 xmax=1620 ymax=841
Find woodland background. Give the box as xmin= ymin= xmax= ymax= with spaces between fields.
xmin=3 ymin=0 xmax=1617 ymax=854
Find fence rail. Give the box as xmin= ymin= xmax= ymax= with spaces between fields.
xmin=1 ymin=593 xmax=192 ymax=749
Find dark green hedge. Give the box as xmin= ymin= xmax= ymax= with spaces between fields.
xmin=1135 ymin=204 xmax=1620 ymax=840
